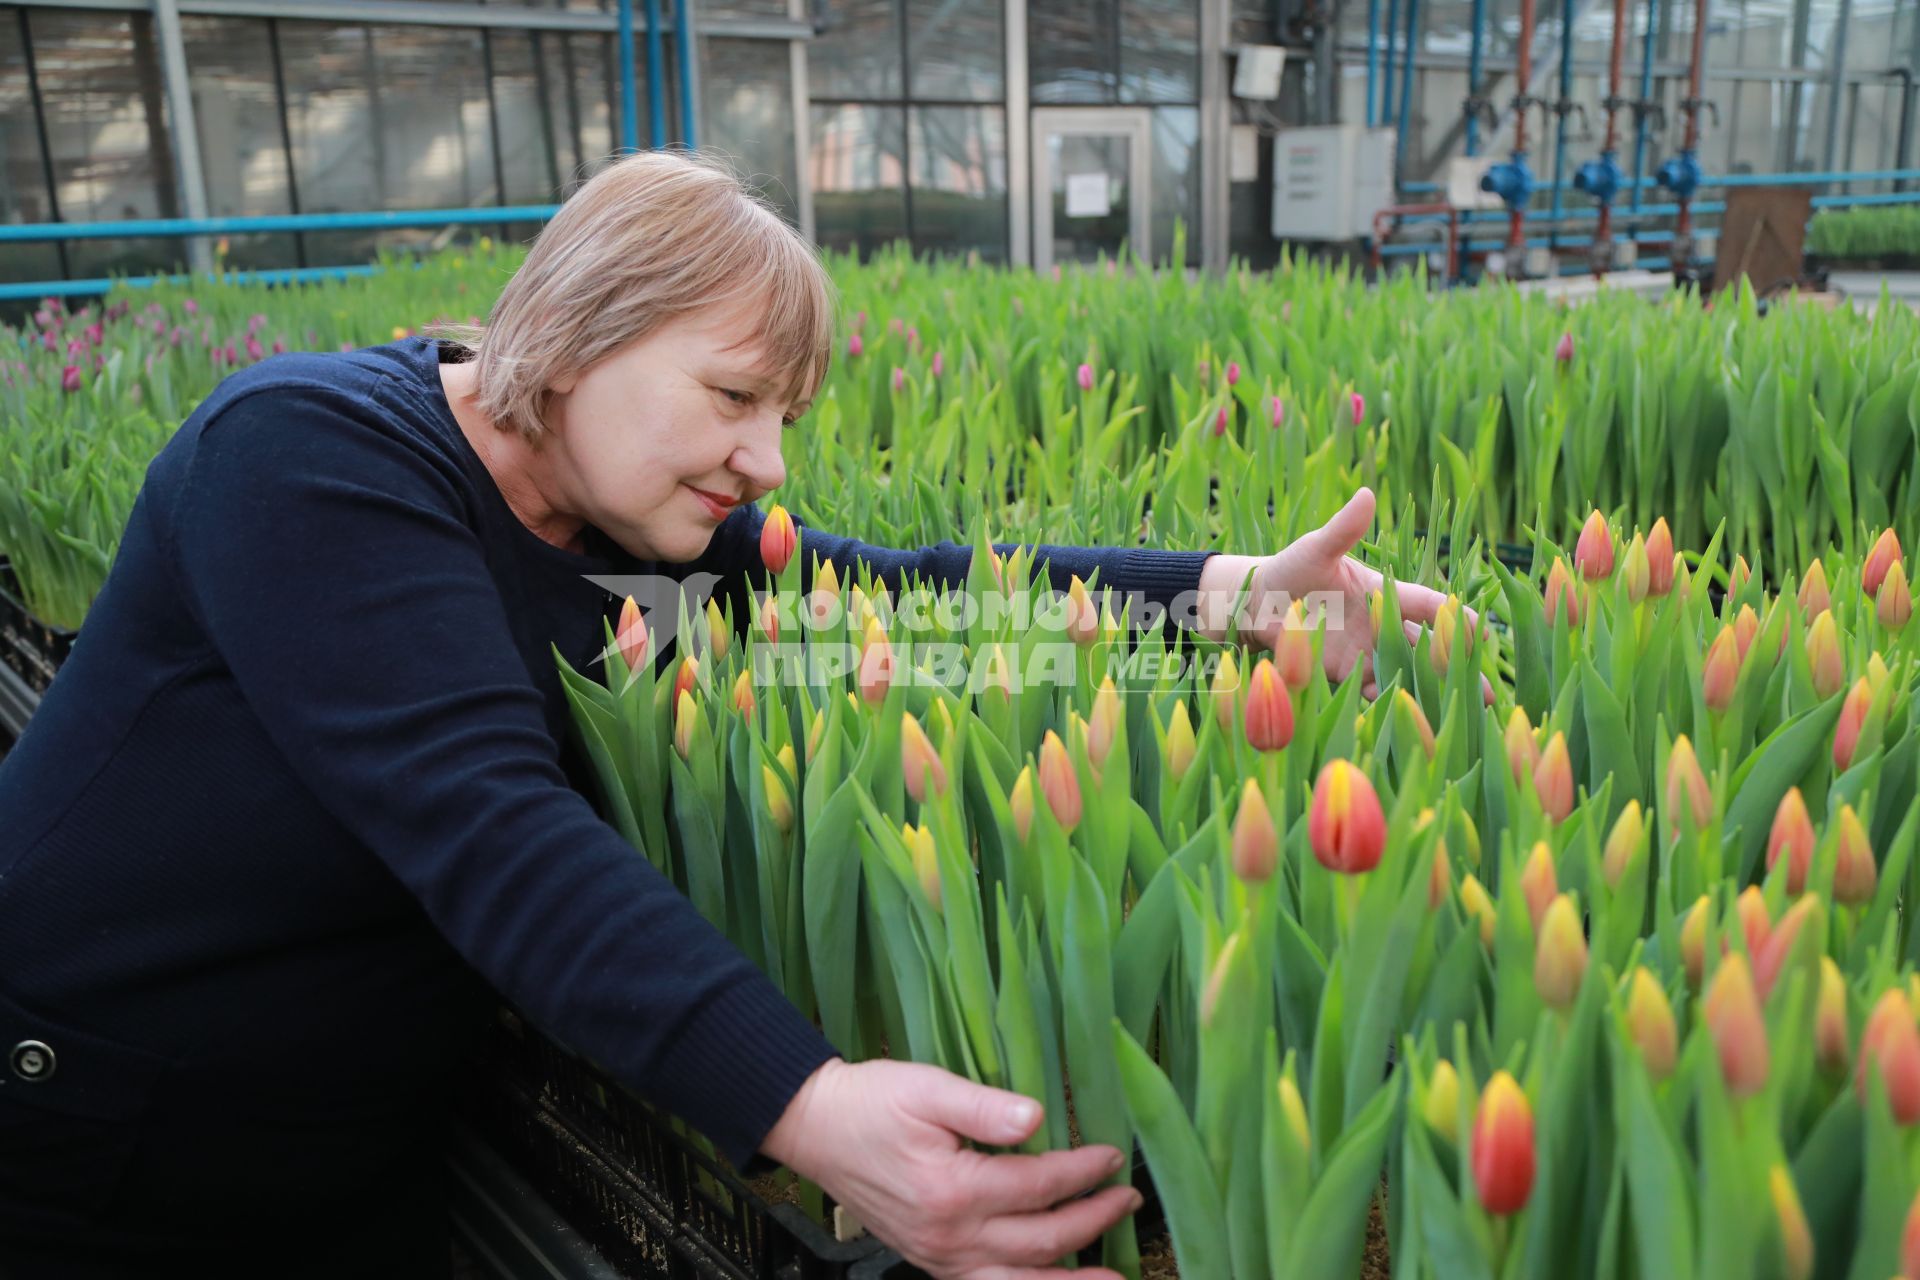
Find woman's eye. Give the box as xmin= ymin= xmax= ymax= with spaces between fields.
xmin=722 ymin=388 xmax=751 ymax=405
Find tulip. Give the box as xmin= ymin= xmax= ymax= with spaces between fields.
xmin=1755 ymin=895 xmax=1821 ymax=999
xmin=1621 ymin=532 xmax=1651 ymax=603
xmin=1645 ymin=519 xmax=1676 ymax=596
xmin=1545 ymin=557 xmax=1581 ymax=627
xmin=1349 ymin=391 xmax=1365 ymax=426
xmin=1077 ymin=361 xmax=1095 ymax=392
xmin=904 ymin=822 xmax=940 ymax=911
xmin=1665 ymin=735 xmax=1714 ymax=829
xmin=1087 ymin=677 xmax=1121 ymax=771
xmin=1834 ymin=803 xmax=1878 ymax=906
xmin=762 ymin=763 xmax=795 ymax=834
xmin=1427 ymin=835 xmax=1452 ymax=909
xmin=1010 ymin=765 xmax=1036 ymax=843
xmin=1602 ymin=800 xmax=1644 ymax=888
xmin=1806 ymin=610 xmax=1846 ymax=699
xmin=1681 ymin=895 xmax=1711 ymax=987
xmin=1520 ymin=841 xmax=1558 ymax=930
xmin=673 ymin=655 xmax=700 ymax=707
xmin=1575 ymin=510 xmax=1614 ymax=580
xmin=847 ymin=333 xmax=863 ymax=357
xmin=1881 ymin=567 xmax=1914 ymax=630
xmin=615 ymin=596 xmax=649 ymax=673
xmin=1534 ymin=894 xmax=1588 ymax=1009
xmin=1864 ymin=528 xmax=1904 ymax=599
xmin=858 ymin=616 xmax=894 ymax=704
xmin=1424 ymin=1060 xmax=1461 ymax=1143
xmin=760 ymin=505 xmax=798 ymax=575
xmin=1065 ymin=576 xmax=1100 ymax=646
xmin=1308 ymin=760 xmax=1387 ymax=875
xmin=1798 ymin=560 xmax=1831 ymax=621
xmin=1732 ymin=555 xmax=1752 ymax=597
xmin=1213 ymin=405 xmax=1229 ymax=435
xmin=1858 ymin=989 xmax=1920 ymax=1123
xmin=1816 ymin=957 xmax=1849 ymax=1074
xmin=1554 ymin=331 xmax=1575 ymax=363
xmin=1733 ymin=604 xmax=1760 ymax=663
xmin=1504 ymin=707 xmax=1539 ymax=784
xmin=1471 ymin=1072 xmax=1535 ymax=1216
xmin=1903 ymin=1188 xmax=1920 ymax=1280
xmin=1430 ymin=595 xmax=1465 ymax=676
xmin=1869 ymin=650 xmax=1893 ymax=696
xmin=930 ymin=351 xmax=944 ymax=377
xmin=891 ymin=365 xmax=906 ymax=393
xmin=1460 ymin=874 xmax=1498 ymax=947
xmin=1735 ymin=886 xmax=1774 ymax=960
xmin=1276 ymin=1072 xmax=1311 ymax=1153
xmin=1164 ymin=700 xmax=1197 ymax=782
xmin=1705 ymin=954 xmax=1770 ymax=1096
xmin=1533 ymin=732 xmax=1574 ymax=824
xmin=1834 ymin=677 xmax=1873 ymax=772
xmin=1767 ymin=788 xmax=1815 ymax=896
xmin=901 ymin=712 xmax=949 ymax=805
xmin=806 ymin=708 xmax=826 ymax=766
xmin=60 ymin=365 xmax=81 ymax=392
xmin=1395 ymin=688 xmax=1436 ymax=759
xmin=1269 ymin=396 xmax=1285 ymax=428
xmin=1038 ymin=730 xmax=1082 ymax=834
xmin=1211 ymin=648 xmax=1241 ymax=734
xmin=1274 ymin=600 xmax=1315 ymax=690
xmin=1626 ymin=968 xmax=1679 ymax=1080
xmin=730 ymin=669 xmax=756 ymax=719
xmin=1768 ymin=1165 xmax=1814 ymax=1280
xmin=1671 ymin=555 xmax=1693 ymax=600
xmin=1231 ymin=780 xmax=1279 ymax=884
xmin=673 ymin=689 xmax=699 ymax=761
xmin=1243 ymin=658 xmax=1294 ymax=753
xmin=1703 ymin=625 xmax=1742 ymax=713
xmin=1199 ymin=933 xmax=1243 ymax=1027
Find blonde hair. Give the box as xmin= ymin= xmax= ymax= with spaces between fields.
xmin=435 ymin=150 xmax=836 ymax=441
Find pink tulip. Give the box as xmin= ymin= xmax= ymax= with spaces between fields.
xmin=339 ymin=342 xmax=355 ymax=352
xmin=183 ymin=299 xmax=198 ymax=315
xmin=1350 ymin=392 xmax=1366 ymax=426
xmin=1214 ymin=405 xmax=1229 ymax=435
xmin=891 ymin=365 xmax=906 ymax=393
xmin=853 ymin=309 xmax=867 ymax=332
xmin=248 ymin=313 xmax=267 ymax=333
xmin=931 ymin=351 xmax=943 ymax=377
xmin=1555 ymin=332 xmax=1575 ymax=363
xmin=60 ymin=365 xmax=81 ymax=392
xmin=1225 ymin=360 xmax=1241 ymax=386
xmin=272 ymin=339 xmax=287 ymax=354
xmin=889 ymin=317 xmax=904 ymax=335
xmin=245 ymin=336 xmax=264 ymax=362
xmin=1077 ymin=362 xmax=1095 ymax=392
xmin=847 ymin=333 xmax=863 ymax=357
xmin=84 ymin=322 xmax=103 ymax=345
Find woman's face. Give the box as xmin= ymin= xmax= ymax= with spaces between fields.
xmin=543 ymin=299 xmax=810 ymax=563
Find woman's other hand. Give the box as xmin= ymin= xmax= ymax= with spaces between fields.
xmin=761 ymin=1058 xmax=1140 ymax=1279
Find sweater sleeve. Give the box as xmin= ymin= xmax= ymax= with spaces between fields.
xmin=690 ymin=503 xmax=1217 ymax=630
xmin=160 ymin=387 xmax=834 ymax=1168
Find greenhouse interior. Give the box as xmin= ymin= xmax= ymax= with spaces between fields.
xmin=4 ymin=0 xmax=1920 ymax=1277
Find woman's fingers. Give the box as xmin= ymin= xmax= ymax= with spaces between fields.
xmin=971 ymin=1185 xmax=1144 ymax=1269
xmin=1393 ymin=578 xmax=1451 ymax=626
xmin=905 ymin=1067 xmax=1046 ymax=1148
xmin=961 ymin=1146 xmax=1126 ymax=1218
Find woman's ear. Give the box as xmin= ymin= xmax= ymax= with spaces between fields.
xmin=548 ymin=369 xmax=578 ymax=395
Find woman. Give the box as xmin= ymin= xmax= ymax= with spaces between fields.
xmin=0 ymin=150 xmax=1451 ymax=1279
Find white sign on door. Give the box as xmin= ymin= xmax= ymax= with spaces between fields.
xmin=1065 ymin=172 xmax=1112 ymax=218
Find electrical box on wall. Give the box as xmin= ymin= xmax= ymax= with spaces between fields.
xmin=1231 ymin=45 xmax=1287 ymax=99
xmin=1270 ymin=126 xmax=1398 ymax=241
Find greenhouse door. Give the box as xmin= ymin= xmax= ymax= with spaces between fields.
xmin=1030 ymin=109 xmax=1153 ymax=273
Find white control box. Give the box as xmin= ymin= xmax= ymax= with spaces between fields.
xmin=1270 ymin=126 xmax=1400 ymax=241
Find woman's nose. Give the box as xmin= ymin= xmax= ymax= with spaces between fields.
xmin=731 ymin=416 xmax=787 ymax=495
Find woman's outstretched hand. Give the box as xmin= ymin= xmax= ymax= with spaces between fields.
xmin=1195 ymin=487 xmax=1492 ymax=703
xmin=761 ymin=1058 xmax=1140 ymax=1280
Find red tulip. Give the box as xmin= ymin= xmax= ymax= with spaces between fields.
xmin=1880 ymin=566 xmax=1913 ymax=630
xmin=1864 ymin=528 xmax=1904 ymax=599
xmin=1798 ymin=559 xmax=1831 ymax=622
xmin=1231 ymin=779 xmax=1278 ymax=884
xmin=1544 ymin=557 xmax=1581 ymax=627
xmin=1244 ymin=658 xmax=1294 ymax=752
xmin=1520 ymin=841 xmax=1558 ymax=931
xmin=1575 ymin=510 xmax=1614 ymax=580
xmin=616 ymin=596 xmax=649 ymax=673
xmin=1705 ymin=954 xmax=1771 ymax=1097
xmin=1858 ymin=989 xmax=1920 ymax=1123
xmin=1037 ymin=730 xmax=1082 ymax=834
xmin=760 ymin=504 xmax=797 ymax=575
xmin=673 ymin=655 xmax=700 ymax=706
xmin=60 ymin=364 xmax=81 ymax=392
xmin=1665 ymin=735 xmax=1714 ymax=829
xmin=1835 ymin=677 xmax=1873 ymax=772
xmin=1806 ymin=610 xmax=1846 ymax=699
xmin=1834 ymin=803 xmax=1878 ymax=906
xmin=1308 ymin=760 xmax=1387 ymax=874
xmin=1646 ymin=519 xmax=1676 ymax=596
xmin=1532 ymin=732 xmax=1574 ymax=824
xmin=1554 ymin=331 xmax=1575 ymax=363
xmin=1768 ymin=788 xmax=1815 ymax=896
xmin=1754 ymin=895 xmax=1820 ymax=1000
xmin=1471 ymin=1072 xmax=1535 ymax=1216
xmin=1703 ymin=625 xmax=1741 ymax=713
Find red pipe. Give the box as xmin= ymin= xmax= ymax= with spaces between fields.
xmin=1370 ymin=203 xmax=1462 ymax=280
xmin=1676 ymin=0 xmax=1709 ymax=240
xmin=1593 ymin=0 xmax=1631 ymax=261
xmin=1510 ymin=0 xmax=1537 ymax=256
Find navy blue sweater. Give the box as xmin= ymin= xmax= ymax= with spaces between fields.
xmin=0 ymin=338 xmax=1213 ymax=1213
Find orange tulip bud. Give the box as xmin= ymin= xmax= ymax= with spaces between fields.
xmin=1545 ymin=556 xmax=1582 ymax=626
xmin=1308 ymin=760 xmax=1387 ymax=875
xmin=1275 ymin=600 xmax=1315 ymax=690
xmin=904 ymin=822 xmax=941 ymax=912
xmin=1816 ymin=957 xmax=1849 ymax=1075
xmin=1603 ymin=800 xmax=1644 ymax=888
xmin=1864 ymin=528 xmax=1904 ymax=599
xmin=1671 ymin=555 xmax=1693 ymax=601
xmin=814 ymin=555 xmax=842 ymax=600
xmin=1460 ymin=874 xmax=1497 ymax=947
xmin=1431 ymin=595 xmax=1467 ymax=676
xmin=1395 ymin=688 xmax=1437 ymax=759
xmin=806 ymin=708 xmax=826 ymax=765
xmin=1703 ymin=625 xmax=1742 ymax=713
xmin=1276 ymin=1071 xmax=1312 ymax=1153
xmin=674 ymin=654 xmax=700 ymax=706
xmin=901 ymin=712 xmax=949 ymax=804
xmin=1575 ymin=510 xmax=1614 ymax=580
xmin=673 ymin=688 xmax=699 ymax=761
xmin=1835 ymin=678 xmax=1873 ymax=773
xmin=1870 ymin=650 xmax=1894 ymax=697
xmin=762 ymin=763 xmax=795 ymax=834
xmin=1534 ymin=894 xmax=1588 ymax=1009
xmin=1834 ymin=803 xmax=1878 ymax=907
xmin=1881 ymin=566 xmax=1914 ymax=630
xmin=616 ymin=596 xmax=649 ymax=672
xmin=1903 ymin=1187 xmax=1920 ymax=1280
xmin=1734 ymin=604 xmax=1760 ymax=663
xmin=1424 ymin=1060 xmax=1461 ymax=1143
xmin=1211 ymin=648 xmax=1241 ymax=734
xmin=1858 ymin=989 xmax=1920 ymax=1123
xmin=1533 ymin=732 xmax=1575 ymax=823
xmin=1736 ymin=884 xmax=1773 ymax=957
xmin=1010 ymin=765 xmax=1036 ymax=844
xmin=760 ymin=504 xmax=797 ymax=574
xmin=1245 ymin=658 xmax=1294 ymax=753
xmin=1505 ymin=706 xmax=1539 ymax=784
xmin=1621 ymin=532 xmax=1651 ymax=603
xmin=1471 ymin=1072 xmax=1536 ymax=1216
xmin=1038 ymin=730 xmax=1082 ymax=834
xmin=730 ymin=669 xmax=757 ymax=720
xmin=754 ymin=593 xmax=779 ymax=647
xmin=858 ymin=616 xmax=894 ymax=704
xmin=1681 ymin=894 xmax=1710 ymax=987
xmin=1164 ymin=699 xmax=1197 ymax=782
xmin=1768 ymin=788 xmax=1816 ymax=896
xmin=1768 ymin=1164 xmax=1814 ymax=1280
xmin=1807 ymin=610 xmax=1846 ymax=700
xmin=1755 ymin=895 xmax=1820 ymax=1000
xmin=1066 ymin=575 xmax=1099 ymax=646
xmin=1646 ymin=519 xmax=1676 ymax=596
xmin=1087 ymin=677 xmax=1122 ymax=772
xmin=706 ymin=598 xmax=734 ymax=663
xmin=1794 ymin=559 xmax=1829 ymax=621
xmin=1704 ymin=953 xmax=1771 ymax=1097
xmin=1665 ymin=735 xmax=1714 ymax=829
xmin=1518 ymin=840 xmax=1557 ymax=930
xmin=1429 ymin=837 xmax=1452 ymax=910
xmin=1231 ymin=780 xmax=1279 ymax=884
xmin=1732 ymin=554 xmax=1752 ymax=596
xmin=1626 ymin=967 xmax=1679 ymax=1080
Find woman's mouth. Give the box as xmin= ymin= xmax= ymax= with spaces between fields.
xmin=687 ymin=485 xmax=738 ymax=521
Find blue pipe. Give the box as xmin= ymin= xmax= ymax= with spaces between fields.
xmin=617 ymin=0 xmax=640 ymax=152
xmin=1397 ymin=0 xmax=1420 ymax=187
xmin=1366 ymin=0 xmax=1382 ymax=124
xmin=0 ymin=206 xmax=562 ymax=242
xmin=1467 ymin=0 xmax=1488 ymax=154
xmin=1629 ymin=0 xmax=1660 ymax=218
xmin=1383 ymin=0 xmax=1401 ymax=123
xmin=0 ymin=264 xmax=388 ymax=302
xmin=1551 ymin=0 xmax=1576 ymax=244
xmin=673 ymin=0 xmax=697 ymax=149
xmin=1403 ymin=167 xmax=1920 ymax=195
xmin=644 ymin=0 xmax=667 ymax=148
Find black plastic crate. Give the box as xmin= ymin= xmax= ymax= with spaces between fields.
xmin=461 ymin=1005 xmax=884 ymax=1280
xmin=0 ymin=560 xmax=75 ymax=697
